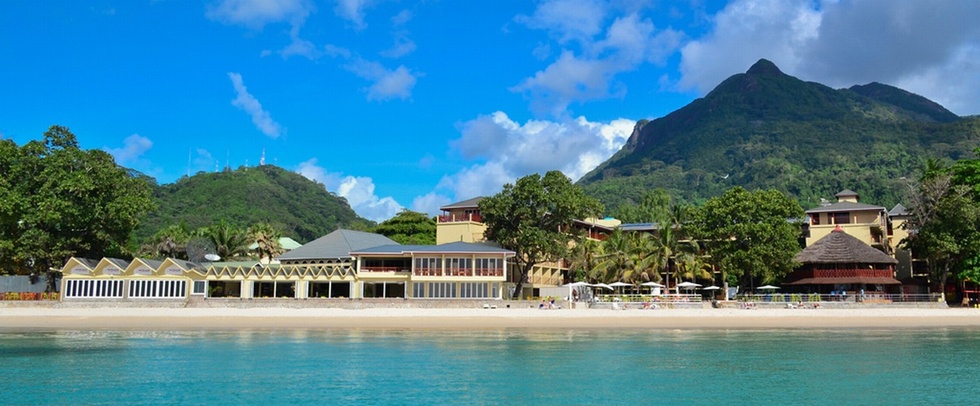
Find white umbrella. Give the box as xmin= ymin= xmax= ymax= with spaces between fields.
xmin=563 ymin=281 xmax=592 ymax=287
xmin=641 ymin=282 xmax=665 ymax=287
xmin=675 ymin=281 xmax=702 ymax=289
xmin=757 ymin=285 xmax=781 ymax=290
xmin=609 ymin=281 xmax=633 ymax=294
xmin=702 ymin=286 xmax=721 ymax=291
xmin=593 ymin=283 xmax=614 ymax=290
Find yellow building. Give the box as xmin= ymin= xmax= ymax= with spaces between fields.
xmin=436 ymin=197 xmax=488 ymax=244
xmin=804 ymin=190 xmax=889 ymax=252
xmin=59 ymin=229 xmax=515 ymax=301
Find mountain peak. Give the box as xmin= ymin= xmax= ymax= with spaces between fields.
xmin=746 ymin=59 xmax=784 ymax=76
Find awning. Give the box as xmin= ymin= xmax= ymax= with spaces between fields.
xmin=784 ymin=277 xmax=902 ymax=285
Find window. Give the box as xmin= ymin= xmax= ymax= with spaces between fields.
xmin=426 ymin=282 xmax=457 ymax=298
xmin=64 ymin=279 xmax=124 ymax=298
xmin=832 ymin=212 xmax=851 ymax=224
xmin=192 ymin=281 xmax=206 ymax=295
xmin=475 ymin=258 xmax=502 ymax=276
xmin=128 ymin=280 xmax=187 ymax=299
xmin=810 ymin=214 xmax=820 ymax=225
xmin=445 ymin=257 xmax=472 ymax=276
xmin=460 ymin=283 xmax=490 ymax=298
xmin=415 ymin=257 xmax=441 ymax=276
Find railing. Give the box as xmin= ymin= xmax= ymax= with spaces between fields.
xmin=359 ymin=266 xmax=409 ymax=273
xmin=794 ymin=269 xmax=895 ymax=278
xmin=741 ymin=293 xmax=942 ymax=303
xmin=596 ymin=294 xmax=703 ymax=303
xmin=412 ymin=268 xmax=504 ymax=277
xmin=438 ymin=213 xmax=483 ymax=223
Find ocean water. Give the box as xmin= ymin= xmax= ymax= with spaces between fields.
xmin=1 ymin=328 xmax=977 ymax=405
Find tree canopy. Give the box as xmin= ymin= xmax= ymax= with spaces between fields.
xmin=691 ymin=187 xmax=803 ymax=290
xmin=480 ymin=171 xmax=603 ymax=298
xmin=373 ymin=210 xmax=436 ymax=245
xmin=0 ymin=126 xmax=155 ymax=284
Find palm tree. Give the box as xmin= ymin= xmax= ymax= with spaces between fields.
xmin=567 ymin=238 xmax=603 ymax=283
xmin=198 ymin=220 xmax=250 ymax=260
xmin=248 ymin=223 xmax=284 ymax=264
xmin=673 ymin=241 xmax=713 ymax=283
xmin=148 ymin=223 xmax=189 ymax=259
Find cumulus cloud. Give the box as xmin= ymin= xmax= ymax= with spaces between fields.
xmin=206 ymin=0 xmax=314 ymax=30
xmin=426 ymin=112 xmax=635 ymax=209
xmin=106 ymin=134 xmax=153 ymax=166
xmin=515 ymin=3 xmax=683 ymax=116
xmin=344 ymin=58 xmax=418 ymax=101
xmin=296 ymin=158 xmax=404 ymax=222
xmin=380 ymin=31 xmax=416 ymax=58
xmin=228 ymin=72 xmax=284 ymax=138
xmin=411 ymin=192 xmax=453 ymax=217
xmin=679 ymin=0 xmax=980 ymax=114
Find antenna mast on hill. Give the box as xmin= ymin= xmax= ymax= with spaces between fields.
xmin=186 ymin=148 xmax=191 ymax=177
xmin=260 ymin=149 xmax=266 ymax=166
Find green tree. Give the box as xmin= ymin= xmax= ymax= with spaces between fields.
xmin=0 ymin=126 xmax=154 ymax=288
xmin=373 ymin=210 xmax=436 ymax=245
xmin=903 ymin=160 xmax=980 ymax=300
xmin=248 ymin=222 xmax=284 ymax=263
xmin=145 ymin=223 xmax=191 ymax=259
xmin=692 ymin=187 xmax=803 ymax=292
xmin=566 ymin=238 xmax=604 ymax=283
xmin=480 ymin=171 xmax=603 ymax=298
xmin=197 ymin=220 xmax=250 ymax=260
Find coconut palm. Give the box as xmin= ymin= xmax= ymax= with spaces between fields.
xmin=567 ymin=238 xmax=603 ymax=283
xmin=673 ymin=241 xmax=714 ymax=283
xmin=197 ymin=220 xmax=250 ymax=260
xmin=248 ymin=223 xmax=284 ymax=263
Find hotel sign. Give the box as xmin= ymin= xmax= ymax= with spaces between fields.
xmin=165 ymin=267 xmax=183 ymax=276
xmin=135 ymin=267 xmax=153 ymax=275
xmin=103 ymin=267 xmax=122 ymax=275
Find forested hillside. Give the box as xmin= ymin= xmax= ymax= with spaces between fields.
xmin=134 ymin=165 xmax=372 ymax=243
xmin=580 ymin=59 xmax=980 ymax=212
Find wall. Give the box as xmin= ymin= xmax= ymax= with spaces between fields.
xmin=0 ymin=276 xmax=48 ymax=293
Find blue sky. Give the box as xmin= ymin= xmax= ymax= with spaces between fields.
xmin=2 ymin=0 xmax=979 ymax=222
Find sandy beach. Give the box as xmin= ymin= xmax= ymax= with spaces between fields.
xmin=3 ymin=306 xmax=980 ymax=330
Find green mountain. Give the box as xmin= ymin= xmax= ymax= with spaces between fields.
xmin=580 ymin=59 xmax=980 ymax=211
xmin=134 ymin=165 xmax=372 ymax=243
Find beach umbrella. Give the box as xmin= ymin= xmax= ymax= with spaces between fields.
xmin=757 ymin=285 xmax=781 ymax=290
xmin=640 ymin=281 xmax=664 ymax=296
xmin=563 ymin=281 xmax=592 ymax=287
xmin=675 ymin=281 xmax=701 ymax=295
xmin=593 ymin=283 xmax=614 ymax=290
xmin=702 ymin=286 xmax=721 ymax=291
xmin=609 ymin=281 xmax=633 ymax=294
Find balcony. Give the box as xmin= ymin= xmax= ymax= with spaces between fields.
xmin=438 ymin=213 xmax=482 ymax=223
xmin=359 ymin=266 xmax=409 ymax=273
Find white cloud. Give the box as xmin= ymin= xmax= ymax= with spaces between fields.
xmin=228 ymin=72 xmax=284 ymax=138
xmin=515 ymin=5 xmax=683 ymax=116
xmin=206 ymin=0 xmax=314 ymax=30
xmin=193 ymin=149 xmax=218 ymax=173
xmin=344 ymin=59 xmax=418 ymax=101
xmin=411 ymin=192 xmax=452 ymax=217
xmin=380 ymin=31 xmax=416 ymax=58
xmin=295 ymin=158 xmax=404 ymax=222
xmin=333 ymin=0 xmax=376 ymax=29
xmin=516 ymin=0 xmax=609 ymax=45
xmin=434 ymin=111 xmax=635 ymax=202
xmin=106 ymin=134 xmax=153 ymax=166
xmin=677 ymin=0 xmax=821 ymax=94
xmin=678 ymin=0 xmax=980 ymax=115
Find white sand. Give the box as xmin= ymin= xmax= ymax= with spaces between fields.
xmin=3 ymin=306 xmax=980 ymax=330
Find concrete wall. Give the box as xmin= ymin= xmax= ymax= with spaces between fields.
xmin=0 ymin=276 xmax=48 ymax=293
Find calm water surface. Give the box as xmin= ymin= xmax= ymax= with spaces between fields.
xmin=1 ymin=328 xmax=977 ymax=405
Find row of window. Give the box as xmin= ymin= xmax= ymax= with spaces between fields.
xmin=414 ymin=257 xmax=503 ymax=273
xmin=64 ymin=279 xmax=190 ymax=299
xmin=416 ymin=282 xmax=500 ymax=299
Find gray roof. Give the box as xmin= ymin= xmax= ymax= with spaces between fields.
xmin=351 ymin=241 xmax=515 ymax=256
xmin=835 ymin=189 xmax=859 ymax=198
xmin=278 ymin=229 xmax=399 ymax=260
xmin=440 ymin=196 xmax=485 ymax=210
xmin=888 ymin=203 xmax=909 ymax=217
xmin=805 ymin=201 xmax=885 ymax=214
xmin=795 ymin=229 xmax=898 ymax=265
xmin=105 ymin=258 xmax=131 ymax=269
xmin=619 ymin=222 xmax=660 ymax=232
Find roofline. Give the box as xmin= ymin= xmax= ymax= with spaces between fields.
xmin=351 ymin=250 xmax=515 ymax=256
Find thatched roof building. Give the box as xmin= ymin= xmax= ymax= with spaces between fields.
xmin=786 ymin=226 xmax=900 ymax=286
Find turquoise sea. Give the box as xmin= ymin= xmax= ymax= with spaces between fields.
xmin=1 ymin=328 xmax=977 ymax=405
